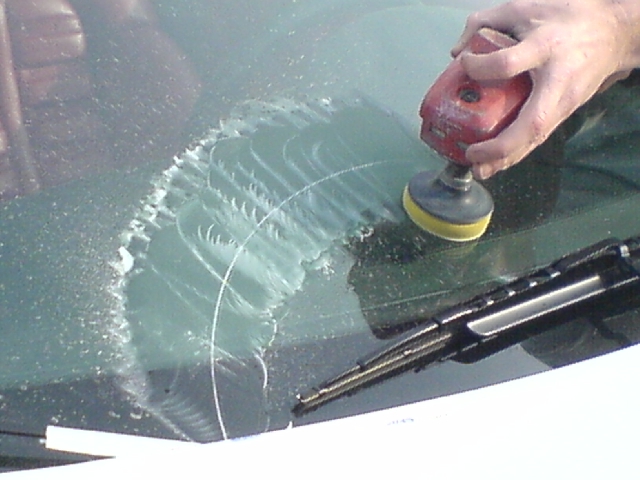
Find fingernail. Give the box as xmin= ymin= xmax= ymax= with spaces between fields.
xmin=474 ymin=164 xmax=491 ymax=180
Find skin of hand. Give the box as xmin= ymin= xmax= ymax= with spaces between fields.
xmin=451 ymin=0 xmax=640 ymax=179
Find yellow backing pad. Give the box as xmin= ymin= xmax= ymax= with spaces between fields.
xmin=402 ymin=186 xmax=492 ymax=242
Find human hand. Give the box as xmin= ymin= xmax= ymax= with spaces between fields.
xmin=451 ymin=0 xmax=640 ymax=179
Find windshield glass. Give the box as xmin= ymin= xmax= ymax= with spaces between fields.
xmin=1 ymin=0 xmax=640 ymax=470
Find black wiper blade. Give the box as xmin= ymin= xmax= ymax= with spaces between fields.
xmin=293 ymin=235 xmax=640 ymax=416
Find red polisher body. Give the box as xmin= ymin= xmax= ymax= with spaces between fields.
xmin=403 ymin=28 xmax=532 ymax=241
xmin=419 ymin=28 xmax=532 ymax=165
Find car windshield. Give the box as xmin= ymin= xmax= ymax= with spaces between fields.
xmin=1 ymin=0 xmax=640 ymax=471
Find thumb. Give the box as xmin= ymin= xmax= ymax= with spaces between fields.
xmin=459 ymin=39 xmax=549 ymax=81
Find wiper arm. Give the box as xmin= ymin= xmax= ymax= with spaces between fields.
xmin=293 ymin=235 xmax=640 ymax=416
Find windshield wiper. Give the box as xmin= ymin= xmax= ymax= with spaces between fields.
xmin=293 ymin=235 xmax=640 ymax=416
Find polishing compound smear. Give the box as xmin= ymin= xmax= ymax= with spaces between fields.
xmin=402 ymin=170 xmax=494 ymax=242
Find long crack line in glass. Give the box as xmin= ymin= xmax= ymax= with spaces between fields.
xmin=116 ymin=95 xmax=433 ymax=441
xmin=210 ymin=157 xmax=400 ymax=438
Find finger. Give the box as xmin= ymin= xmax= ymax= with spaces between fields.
xmin=460 ymin=37 xmax=551 ymax=81
xmin=451 ymin=22 xmax=479 ymax=57
xmin=467 ymin=73 xmax=569 ymax=178
xmin=468 ymin=130 xmax=536 ymax=180
xmin=465 ymin=45 xmax=605 ymax=179
xmin=451 ymin=6 xmax=522 ymax=57
xmin=468 ymin=105 xmax=558 ymax=179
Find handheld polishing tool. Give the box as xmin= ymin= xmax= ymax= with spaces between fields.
xmin=403 ymin=28 xmax=532 ymax=241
